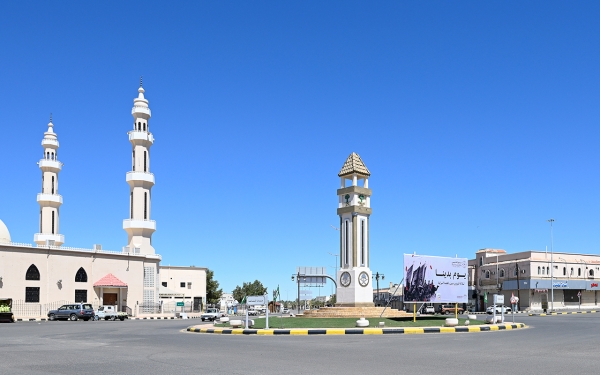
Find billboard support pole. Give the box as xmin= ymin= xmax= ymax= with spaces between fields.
xmin=455 ymin=303 xmax=457 ymax=319
xmin=379 ymin=278 xmax=403 ymax=318
xmin=413 ymin=302 xmax=416 ymax=322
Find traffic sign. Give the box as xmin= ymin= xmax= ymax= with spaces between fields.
xmin=577 ymin=291 xmax=582 ymax=298
xmin=176 ymin=302 xmax=184 ymax=307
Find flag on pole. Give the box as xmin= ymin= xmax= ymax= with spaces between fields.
xmin=273 ymin=285 xmax=280 ymax=302
xmin=484 ymin=291 xmax=488 ymax=304
xmin=240 ymin=296 xmax=246 ymax=305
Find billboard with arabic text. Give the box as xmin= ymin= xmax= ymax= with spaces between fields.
xmin=403 ymin=254 xmax=468 ymax=303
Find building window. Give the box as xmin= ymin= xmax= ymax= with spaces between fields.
xmin=143 ymin=151 xmax=147 ymax=172
xmin=74 ymin=289 xmax=87 ymax=303
xmin=144 ymin=192 xmax=147 ymax=219
xmin=25 ymin=287 xmax=40 ymax=303
xmin=143 ymin=123 xmax=146 ymax=131
xmin=187 ymin=282 xmax=192 ymax=289
xmin=138 ymin=122 xmax=141 ymax=130
xmin=75 ymin=267 xmax=88 ymax=282
xmin=130 ymin=192 xmax=133 ymax=219
xmin=26 ymin=264 xmax=40 ymax=280
xmin=547 ymin=267 xmax=550 ymax=275
xmin=563 ymin=267 xmax=566 ymax=276
xmin=578 ymin=268 xmax=581 ymax=277
xmin=590 ymin=270 xmax=595 ymax=277
xmin=479 ymin=258 xmax=483 ymax=266
xmin=52 ymin=211 xmax=55 ymax=234
xmin=180 ymin=282 xmax=185 ymax=288
xmin=485 ymin=270 xmax=490 ymax=279
xmin=538 ymin=266 xmax=541 ymax=275
xmin=51 ymin=176 xmax=55 ymax=194
xmin=571 ymin=268 xmax=574 ymax=276
xmin=499 ymin=269 xmax=505 ymax=278
xmin=162 ymin=282 xmax=167 ymax=287
xmin=132 ymin=149 xmax=135 ymax=170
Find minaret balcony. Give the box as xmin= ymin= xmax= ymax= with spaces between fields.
xmin=38 ymin=159 xmax=63 ymax=171
xmin=37 ymin=193 xmax=63 ymax=207
xmin=126 ymin=171 xmax=155 ymax=186
xmin=34 ymin=233 xmax=64 ymax=246
xmin=128 ymin=130 xmax=154 ymax=144
xmin=41 ymin=138 xmax=59 ymax=148
xmin=132 ymin=105 xmax=151 ymax=117
xmin=123 ymin=219 xmax=156 ymax=231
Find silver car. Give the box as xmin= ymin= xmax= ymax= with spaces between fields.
xmin=48 ymin=303 xmax=95 ymax=321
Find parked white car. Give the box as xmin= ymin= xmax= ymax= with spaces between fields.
xmin=486 ymin=306 xmax=512 ymax=314
xmin=423 ymin=305 xmax=435 ymax=314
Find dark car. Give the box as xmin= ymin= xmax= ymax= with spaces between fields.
xmin=48 ymin=303 xmax=95 ymax=321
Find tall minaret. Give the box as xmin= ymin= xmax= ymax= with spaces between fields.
xmin=336 ymin=152 xmax=374 ymax=307
xmin=35 ymin=115 xmax=65 ymax=246
xmin=123 ymin=79 xmax=156 ymax=254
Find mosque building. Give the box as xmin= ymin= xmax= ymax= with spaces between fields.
xmin=0 ymin=83 xmax=206 ymax=317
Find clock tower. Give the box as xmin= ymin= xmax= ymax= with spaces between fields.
xmin=336 ymin=152 xmax=374 ymax=307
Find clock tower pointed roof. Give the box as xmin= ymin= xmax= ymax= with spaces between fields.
xmin=338 ymin=152 xmax=371 ymax=177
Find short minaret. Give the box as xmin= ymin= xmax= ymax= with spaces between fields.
xmin=336 ymin=152 xmax=374 ymax=307
xmin=123 ymin=80 xmax=156 ymax=254
xmin=35 ymin=116 xmax=65 ymax=246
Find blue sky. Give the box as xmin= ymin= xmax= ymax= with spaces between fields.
xmin=1 ymin=2 xmax=600 ymax=298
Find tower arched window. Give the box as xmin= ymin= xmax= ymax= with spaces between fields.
xmin=144 ymin=151 xmax=147 ymax=172
xmin=479 ymin=258 xmax=483 ymax=266
xmin=144 ymin=192 xmax=148 ymax=219
xmin=138 ymin=122 xmax=141 ymax=130
xmin=538 ymin=266 xmax=541 ymax=275
xmin=75 ymin=267 xmax=88 ymax=282
xmin=547 ymin=267 xmax=550 ymax=275
xmin=51 ymin=176 xmax=55 ymax=194
xmin=563 ymin=267 xmax=566 ymax=276
xmin=130 ymin=192 xmax=133 ymax=219
xmin=46 ymin=152 xmax=49 ymax=159
xmin=132 ymin=149 xmax=135 ymax=171
xmin=485 ymin=270 xmax=490 ymax=279
xmin=143 ymin=123 xmax=146 ymax=131
xmin=590 ymin=269 xmax=595 ymax=277
xmin=570 ymin=268 xmax=574 ymax=276
xmin=542 ymin=267 xmax=545 ymax=275
xmin=361 ymin=220 xmax=365 ymax=266
xmin=499 ymin=269 xmax=505 ymax=278
xmin=344 ymin=220 xmax=349 ymax=266
xmin=51 ymin=211 xmax=55 ymax=234
xmin=26 ymin=264 xmax=40 ymax=280
xmin=578 ymin=268 xmax=581 ymax=277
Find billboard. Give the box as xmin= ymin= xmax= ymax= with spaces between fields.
xmin=403 ymin=254 xmax=468 ymax=303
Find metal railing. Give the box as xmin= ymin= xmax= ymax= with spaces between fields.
xmin=12 ymin=300 xmax=70 ymax=317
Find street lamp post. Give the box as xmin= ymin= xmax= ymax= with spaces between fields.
xmin=548 ymin=219 xmax=555 ymax=312
xmin=373 ymin=272 xmax=385 ymax=305
xmin=291 ymin=273 xmax=300 ymax=313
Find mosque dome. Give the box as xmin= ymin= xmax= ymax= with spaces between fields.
xmin=0 ymin=219 xmax=11 ymax=243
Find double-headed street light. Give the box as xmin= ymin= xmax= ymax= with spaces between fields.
xmin=548 ymin=218 xmax=555 ymax=312
xmin=373 ymin=272 xmax=385 ymax=304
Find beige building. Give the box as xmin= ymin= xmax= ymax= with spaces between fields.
xmin=0 ymin=83 xmax=206 ymax=318
xmin=470 ymin=248 xmax=600 ymax=312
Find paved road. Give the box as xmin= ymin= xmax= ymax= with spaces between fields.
xmin=0 ymin=314 xmax=597 ymax=374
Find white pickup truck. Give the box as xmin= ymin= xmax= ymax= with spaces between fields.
xmin=201 ymin=308 xmax=223 ymax=321
xmin=95 ymin=305 xmax=127 ymax=321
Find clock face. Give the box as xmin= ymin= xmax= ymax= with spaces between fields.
xmin=358 ymin=272 xmax=369 ymax=287
xmin=340 ymin=272 xmax=351 ymax=287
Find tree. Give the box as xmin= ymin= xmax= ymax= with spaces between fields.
xmin=206 ymin=269 xmax=223 ymax=305
xmin=232 ymin=280 xmax=267 ymax=303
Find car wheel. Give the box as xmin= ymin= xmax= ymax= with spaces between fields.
xmin=69 ymin=314 xmax=78 ymax=321
xmin=49 ymin=314 xmax=56 ymax=321
xmin=444 ymin=310 xmax=450 ymax=315
xmin=119 ymin=317 xmax=125 ymax=321
xmin=94 ymin=315 xmax=99 ymax=321
xmin=110 ymin=316 xmax=116 ymax=321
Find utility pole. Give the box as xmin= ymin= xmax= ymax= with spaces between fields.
xmin=515 ymin=262 xmax=521 ymax=311
xmin=548 ymin=219 xmax=555 ymax=312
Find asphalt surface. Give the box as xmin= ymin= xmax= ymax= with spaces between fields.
xmin=0 ymin=314 xmax=597 ymax=374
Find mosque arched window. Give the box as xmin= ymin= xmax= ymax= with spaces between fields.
xmin=143 ymin=123 xmax=146 ymax=131
xmin=138 ymin=122 xmax=141 ymax=131
xmin=26 ymin=264 xmax=40 ymax=281
xmin=485 ymin=270 xmax=490 ymax=279
xmin=499 ymin=269 xmax=505 ymax=278
xmin=75 ymin=267 xmax=88 ymax=282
